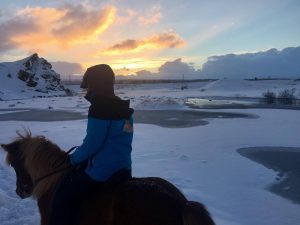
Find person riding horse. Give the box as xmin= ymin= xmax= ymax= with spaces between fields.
xmin=1 ymin=65 xmax=215 ymax=224
xmin=49 ymin=64 xmax=134 ymax=225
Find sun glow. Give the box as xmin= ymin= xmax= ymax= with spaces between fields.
xmin=81 ymin=57 xmax=164 ymax=76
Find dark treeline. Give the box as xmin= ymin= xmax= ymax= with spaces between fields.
xmin=62 ymin=79 xmax=217 ymax=85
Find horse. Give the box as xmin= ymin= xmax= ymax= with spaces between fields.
xmin=1 ymin=131 xmax=215 ymax=225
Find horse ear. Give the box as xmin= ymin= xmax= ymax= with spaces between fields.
xmin=1 ymin=144 xmax=8 ymax=151
xmin=1 ymin=142 xmax=19 ymax=153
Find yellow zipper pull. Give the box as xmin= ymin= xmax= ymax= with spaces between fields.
xmin=123 ymin=120 xmax=133 ymax=133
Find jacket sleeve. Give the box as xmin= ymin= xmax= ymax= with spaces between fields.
xmin=70 ymin=117 xmax=110 ymax=165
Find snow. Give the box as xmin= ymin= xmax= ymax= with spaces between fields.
xmin=0 ymin=80 xmax=300 ymax=225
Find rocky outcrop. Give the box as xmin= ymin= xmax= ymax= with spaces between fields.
xmin=17 ymin=53 xmax=65 ymax=92
xmin=0 ymin=53 xmax=74 ymax=100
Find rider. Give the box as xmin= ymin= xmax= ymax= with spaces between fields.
xmin=49 ymin=64 xmax=134 ymax=225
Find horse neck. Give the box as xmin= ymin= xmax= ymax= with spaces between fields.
xmin=27 ymin=147 xmax=68 ymax=199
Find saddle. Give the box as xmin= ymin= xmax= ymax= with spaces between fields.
xmin=103 ymin=167 xmax=133 ymax=188
xmin=72 ymin=168 xmax=132 ymax=224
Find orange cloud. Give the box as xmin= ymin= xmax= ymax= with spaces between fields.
xmin=0 ymin=4 xmax=116 ymax=51
xmin=115 ymin=6 xmax=161 ymax=26
xmin=138 ymin=6 xmax=161 ymax=25
xmin=115 ymin=9 xmax=137 ymax=25
xmin=0 ymin=16 xmax=39 ymax=51
xmin=104 ymin=31 xmax=185 ymax=55
xmin=52 ymin=4 xmax=116 ymax=42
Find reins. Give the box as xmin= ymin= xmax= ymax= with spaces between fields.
xmin=34 ymin=146 xmax=78 ymax=185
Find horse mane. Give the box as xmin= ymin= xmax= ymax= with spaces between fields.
xmin=16 ymin=130 xmax=67 ymax=199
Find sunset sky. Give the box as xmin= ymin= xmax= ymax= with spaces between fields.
xmin=0 ymin=0 xmax=299 ymax=76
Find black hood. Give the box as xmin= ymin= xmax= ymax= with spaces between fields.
xmin=88 ymin=95 xmax=134 ymax=120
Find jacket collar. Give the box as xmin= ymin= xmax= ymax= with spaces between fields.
xmin=88 ymin=95 xmax=134 ymax=120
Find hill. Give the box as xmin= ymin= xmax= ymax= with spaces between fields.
xmin=0 ymin=54 xmax=70 ymax=100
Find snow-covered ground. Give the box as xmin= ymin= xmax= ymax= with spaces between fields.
xmin=0 ymin=80 xmax=300 ymax=225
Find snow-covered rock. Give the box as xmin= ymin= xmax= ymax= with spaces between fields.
xmin=0 ymin=54 xmax=70 ymax=100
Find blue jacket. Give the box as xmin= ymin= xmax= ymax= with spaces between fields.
xmin=70 ymin=96 xmax=134 ymax=181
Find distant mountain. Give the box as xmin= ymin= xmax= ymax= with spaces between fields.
xmin=201 ymin=46 xmax=300 ymax=79
xmin=0 ymin=54 xmax=71 ymax=100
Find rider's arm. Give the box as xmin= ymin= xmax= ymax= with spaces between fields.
xmin=70 ymin=117 xmax=110 ymax=165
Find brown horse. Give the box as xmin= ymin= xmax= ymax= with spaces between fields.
xmin=1 ymin=131 xmax=215 ymax=225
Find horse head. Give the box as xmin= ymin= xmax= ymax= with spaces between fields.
xmin=2 ymin=131 xmax=68 ymax=200
xmin=1 ymin=140 xmax=34 ymax=199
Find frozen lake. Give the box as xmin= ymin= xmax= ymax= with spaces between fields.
xmin=186 ymin=96 xmax=300 ymax=109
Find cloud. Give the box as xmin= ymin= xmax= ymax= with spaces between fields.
xmin=115 ymin=9 xmax=137 ymax=25
xmin=201 ymin=46 xmax=300 ymax=78
xmin=109 ymin=39 xmax=140 ymax=51
xmin=115 ymin=6 xmax=161 ymax=26
xmin=127 ymin=46 xmax=300 ymax=79
xmin=151 ymin=31 xmax=185 ymax=48
xmin=0 ymin=4 xmax=116 ymax=52
xmin=105 ymin=31 xmax=185 ymax=55
xmin=138 ymin=6 xmax=161 ymax=25
xmin=51 ymin=4 xmax=116 ymax=41
xmin=51 ymin=61 xmax=85 ymax=77
xmin=0 ymin=16 xmax=39 ymax=51
xmin=158 ymin=58 xmax=200 ymax=79
xmin=133 ymin=58 xmax=201 ymax=79
xmin=135 ymin=70 xmax=158 ymax=79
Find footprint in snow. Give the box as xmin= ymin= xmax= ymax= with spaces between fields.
xmin=179 ymin=155 xmax=190 ymax=161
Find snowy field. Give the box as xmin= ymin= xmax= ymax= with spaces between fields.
xmin=0 ymin=79 xmax=300 ymax=225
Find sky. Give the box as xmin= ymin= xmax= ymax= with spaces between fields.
xmin=0 ymin=0 xmax=300 ymax=76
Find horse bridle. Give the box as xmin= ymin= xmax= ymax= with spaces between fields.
xmin=33 ymin=146 xmax=78 ymax=186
